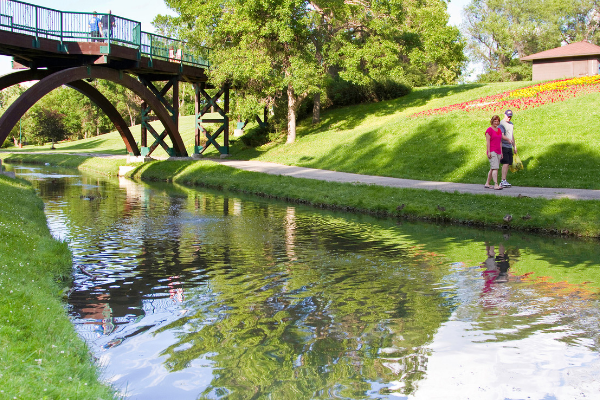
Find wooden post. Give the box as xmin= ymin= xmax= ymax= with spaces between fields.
xmin=141 ymin=101 xmax=147 ymax=148
xmin=172 ymin=77 xmax=179 ymax=126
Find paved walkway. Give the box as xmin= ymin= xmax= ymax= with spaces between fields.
xmin=212 ymin=159 xmax=600 ymax=201
xmin=4 ymin=152 xmax=600 ymax=200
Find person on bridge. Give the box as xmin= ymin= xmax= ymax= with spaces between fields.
xmin=89 ymin=12 xmax=102 ymax=42
xmin=101 ymin=10 xmax=116 ymax=41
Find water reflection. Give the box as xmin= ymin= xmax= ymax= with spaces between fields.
xmin=7 ymin=163 xmax=600 ymax=399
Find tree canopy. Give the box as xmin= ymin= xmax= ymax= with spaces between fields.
xmin=156 ymin=0 xmax=465 ymax=142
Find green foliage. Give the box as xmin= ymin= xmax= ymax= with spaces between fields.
xmin=402 ymin=0 xmax=467 ymax=85
xmin=326 ymin=76 xmax=412 ymax=107
xmin=477 ymin=61 xmax=533 ymax=83
xmin=1 ymin=137 xmax=13 ymax=148
xmin=158 ymin=0 xmax=465 ymax=141
xmin=27 ymin=107 xmax=69 ymax=146
xmin=464 ymin=0 xmax=600 ymax=81
xmin=0 ymin=85 xmax=26 ymax=145
xmin=240 ymin=124 xmax=281 ymax=147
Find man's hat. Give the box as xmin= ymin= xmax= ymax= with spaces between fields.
xmin=505 ymin=110 xmax=513 ymax=117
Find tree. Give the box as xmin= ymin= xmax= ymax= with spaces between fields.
xmin=157 ymin=0 xmax=321 ymax=143
xmin=0 ymin=85 xmax=27 ymax=147
xmin=463 ymin=0 xmax=600 ymax=81
xmin=28 ymin=107 xmax=69 ymax=147
xmin=403 ymin=0 xmax=466 ymax=85
xmin=157 ymin=0 xmax=465 ymax=142
xmin=547 ymin=0 xmax=600 ymax=44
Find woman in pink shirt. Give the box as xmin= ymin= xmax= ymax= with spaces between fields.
xmin=484 ymin=115 xmax=503 ymax=190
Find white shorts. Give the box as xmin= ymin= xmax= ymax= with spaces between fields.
xmin=489 ymin=152 xmax=500 ymax=169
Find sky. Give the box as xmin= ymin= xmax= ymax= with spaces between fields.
xmin=0 ymin=0 xmax=473 ymax=77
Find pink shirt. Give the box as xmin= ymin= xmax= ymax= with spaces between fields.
xmin=486 ymin=127 xmax=502 ymax=154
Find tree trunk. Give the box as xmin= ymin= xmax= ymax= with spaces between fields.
xmin=125 ymin=103 xmax=135 ymax=126
xmin=287 ymin=83 xmax=297 ymax=144
xmin=312 ymin=92 xmax=321 ymax=124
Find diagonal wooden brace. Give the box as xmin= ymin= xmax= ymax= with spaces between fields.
xmin=194 ymin=82 xmax=230 ymax=155
xmin=146 ymin=123 xmax=172 ymax=155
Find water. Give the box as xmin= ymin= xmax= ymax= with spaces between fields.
xmin=8 ymin=163 xmax=600 ymax=399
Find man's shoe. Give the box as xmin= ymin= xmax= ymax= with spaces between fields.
xmin=501 ymin=180 xmax=511 ymax=187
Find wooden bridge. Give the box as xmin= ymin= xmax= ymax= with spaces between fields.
xmin=0 ymin=0 xmax=230 ymax=157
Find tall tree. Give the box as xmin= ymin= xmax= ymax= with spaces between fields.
xmin=158 ymin=0 xmax=322 ymax=143
xmin=158 ymin=0 xmax=464 ymax=142
xmin=28 ymin=108 xmax=69 ymax=147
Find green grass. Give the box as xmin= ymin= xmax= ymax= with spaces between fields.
xmin=0 ymin=174 xmax=117 ymax=399
xmin=0 ymin=153 xmax=130 ymax=176
xmin=127 ymin=159 xmax=600 ymax=237
xmin=9 ymin=80 xmax=600 ymax=189
xmin=231 ymin=83 xmax=600 ymax=190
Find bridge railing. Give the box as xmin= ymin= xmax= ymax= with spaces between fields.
xmin=140 ymin=31 xmax=210 ymax=69
xmin=0 ymin=0 xmax=210 ymax=68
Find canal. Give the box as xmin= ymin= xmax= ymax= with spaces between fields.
xmin=8 ymin=163 xmax=600 ymax=399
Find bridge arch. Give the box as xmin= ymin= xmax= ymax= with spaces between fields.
xmin=0 ymin=69 xmax=140 ymax=155
xmin=0 ymin=66 xmax=187 ymax=156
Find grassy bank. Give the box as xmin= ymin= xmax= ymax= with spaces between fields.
xmin=0 ymin=153 xmax=128 ymax=176
xmin=8 ymin=81 xmax=600 ymax=190
xmin=0 ymin=174 xmax=116 ymax=399
xmin=237 ymin=86 xmax=600 ymax=190
xmin=4 ymin=153 xmax=600 ymax=237
xmin=129 ymin=159 xmax=600 ymax=238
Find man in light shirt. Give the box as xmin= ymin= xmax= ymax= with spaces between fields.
xmin=499 ymin=109 xmax=517 ymax=188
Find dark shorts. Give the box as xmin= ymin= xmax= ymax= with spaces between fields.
xmin=500 ymin=146 xmax=513 ymax=165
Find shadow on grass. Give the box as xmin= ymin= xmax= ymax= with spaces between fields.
xmin=54 ymin=138 xmax=128 ymax=154
xmin=135 ymin=160 xmax=194 ymax=181
xmin=296 ymin=84 xmax=484 ymax=135
xmin=6 ymin=137 xmax=128 ymax=155
xmin=298 ymin=118 xmax=468 ymax=181
xmin=512 ymin=143 xmax=600 ymax=189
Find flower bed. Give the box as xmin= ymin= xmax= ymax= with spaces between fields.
xmin=411 ymin=76 xmax=600 ymax=117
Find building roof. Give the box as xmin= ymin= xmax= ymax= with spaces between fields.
xmin=521 ymin=41 xmax=600 ymax=61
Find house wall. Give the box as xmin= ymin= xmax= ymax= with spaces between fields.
xmin=531 ymin=56 xmax=600 ymax=80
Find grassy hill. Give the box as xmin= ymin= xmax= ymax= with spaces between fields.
xmin=7 ymin=80 xmax=600 ymax=189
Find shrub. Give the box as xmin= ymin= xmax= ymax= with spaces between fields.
xmin=1 ymin=137 xmax=14 ymax=148
xmin=240 ymin=124 xmax=280 ymax=147
xmin=327 ymin=77 xmax=412 ymax=107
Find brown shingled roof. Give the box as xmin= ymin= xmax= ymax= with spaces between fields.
xmin=521 ymin=41 xmax=600 ymax=61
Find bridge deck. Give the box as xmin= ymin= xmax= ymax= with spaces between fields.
xmin=0 ymin=29 xmax=208 ymax=82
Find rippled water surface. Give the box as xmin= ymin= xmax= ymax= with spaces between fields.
xmin=10 ymin=164 xmax=600 ymax=399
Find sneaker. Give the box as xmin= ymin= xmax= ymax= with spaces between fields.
xmin=501 ymin=180 xmax=511 ymax=188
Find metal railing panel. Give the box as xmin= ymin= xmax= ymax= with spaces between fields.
xmin=0 ymin=0 xmax=209 ymax=67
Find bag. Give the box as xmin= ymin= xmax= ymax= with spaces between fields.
xmin=510 ymin=153 xmax=523 ymax=173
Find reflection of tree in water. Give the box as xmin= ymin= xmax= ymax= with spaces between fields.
xmin=150 ymin=207 xmax=451 ymax=398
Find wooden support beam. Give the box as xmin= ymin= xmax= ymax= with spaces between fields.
xmin=141 ymin=101 xmax=148 ymax=148
xmin=193 ymin=82 xmax=230 ymax=155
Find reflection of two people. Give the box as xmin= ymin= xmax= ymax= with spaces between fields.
xmin=482 ymin=243 xmax=510 ymax=292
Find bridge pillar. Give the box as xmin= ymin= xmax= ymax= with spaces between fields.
xmin=138 ymin=76 xmax=182 ymax=157
xmin=194 ymin=83 xmax=229 ymax=157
